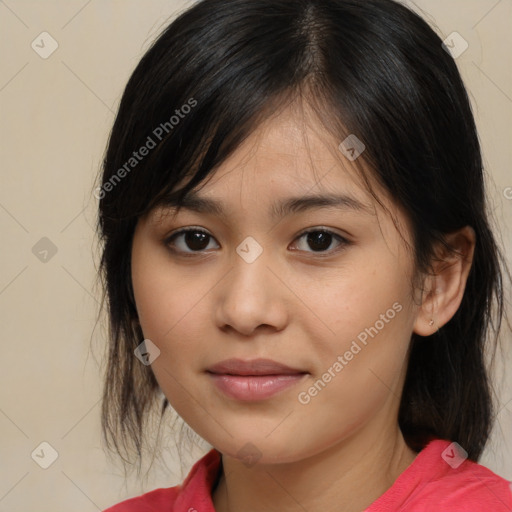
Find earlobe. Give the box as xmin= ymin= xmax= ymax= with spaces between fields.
xmin=413 ymin=226 xmax=476 ymax=336
xmin=413 ymin=272 xmax=439 ymax=336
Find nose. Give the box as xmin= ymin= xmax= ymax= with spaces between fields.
xmin=214 ymin=246 xmax=289 ymax=337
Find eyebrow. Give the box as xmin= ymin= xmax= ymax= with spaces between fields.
xmin=158 ymin=190 xmax=374 ymax=220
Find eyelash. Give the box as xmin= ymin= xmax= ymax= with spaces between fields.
xmin=163 ymin=226 xmax=351 ymax=258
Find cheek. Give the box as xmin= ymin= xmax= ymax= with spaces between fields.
xmin=133 ymin=267 xmax=196 ymax=346
xmin=296 ymin=254 xmax=413 ymax=398
xmin=131 ymin=244 xmax=217 ymax=374
xmin=304 ymin=252 xmax=411 ymax=344
xmin=132 ymin=261 xmax=175 ymax=340
xmin=132 ymin=230 xmax=189 ymax=335
xmin=131 ymin=253 xmax=212 ymax=417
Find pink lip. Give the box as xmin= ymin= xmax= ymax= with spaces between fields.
xmin=208 ymin=373 xmax=308 ymax=401
xmin=207 ymin=357 xmax=306 ymax=376
xmin=206 ymin=358 xmax=309 ymax=401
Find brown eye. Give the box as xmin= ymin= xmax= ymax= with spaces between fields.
xmin=291 ymin=229 xmax=349 ymax=254
xmin=164 ymin=226 xmax=350 ymax=258
xmin=305 ymin=231 xmax=333 ymax=251
xmin=165 ymin=228 xmax=219 ymax=254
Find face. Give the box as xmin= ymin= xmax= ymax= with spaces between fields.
xmin=131 ymin=105 xmax=422 ymax=464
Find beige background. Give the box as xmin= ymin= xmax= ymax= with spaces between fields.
xmin=0 ymin=0 xmax=511 ymax=510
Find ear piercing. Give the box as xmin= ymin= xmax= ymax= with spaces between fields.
xmin=428 ymin=319 xmax=434 ymax=326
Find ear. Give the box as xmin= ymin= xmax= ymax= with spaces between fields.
xmin=413 ymin=226 xmax=476 ymax=336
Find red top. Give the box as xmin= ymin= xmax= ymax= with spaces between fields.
xmin=103 ymin=439 xmax=512 ymax=511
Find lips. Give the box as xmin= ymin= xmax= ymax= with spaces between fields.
xmin=206 ymin=358 xmax=308 ymax=376
xmin=206 ymin=358 xmax=309 ymax=401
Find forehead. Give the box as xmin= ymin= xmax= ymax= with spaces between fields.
xmin=157 ymin=106 xmax=387 ymax=216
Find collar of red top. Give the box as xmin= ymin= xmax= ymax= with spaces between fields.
xmin=172 ymin=439 xmax=456 ymax=512
xmin=174 ymin=447 xmax=222 ymax=512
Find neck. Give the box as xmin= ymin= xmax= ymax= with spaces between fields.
xmin=212 ymin=424 xmax=417 ymax=512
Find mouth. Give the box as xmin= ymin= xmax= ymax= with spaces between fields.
xmin=206 ymin=357 xmax=308 ymax=376
xmin=206 ymin=358 xmax=309 ymax=401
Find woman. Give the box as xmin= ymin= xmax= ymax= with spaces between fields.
xmin=98 ymin=0 xmax=512 ymax=510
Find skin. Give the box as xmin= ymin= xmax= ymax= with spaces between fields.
xmin=131 ymin=103 xmax=475 ymax=512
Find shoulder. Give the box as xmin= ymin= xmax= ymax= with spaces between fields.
xmin=367 ymin=439 xmax=512 ymax=511
xmin=421 ymin=455 xmax=512 ymax=510
xmin=102 ymin=448 xmax=222 ymax=512
xmin=103 ymin=486 xmax=180 ymax=512
xmin=406 ymin=440 xmax=512 ymax=510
